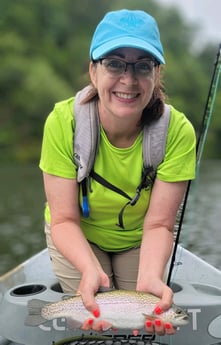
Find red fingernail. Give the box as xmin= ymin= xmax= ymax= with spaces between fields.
xmin=93 ymin=309 xmax=100 ymax=318
xmin=154 ymin=306 xmax=162 ymax=315
xmin=165 ymin=322 xmax=172 ymax=329
xmin=155 ymin=319 xmax=162 ymax=326
xmin=87 ymin=318 xmax=94 ymax=325
xmin=146 ymin=320 xmax=152 ymax=327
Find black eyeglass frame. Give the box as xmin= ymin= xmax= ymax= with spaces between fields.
xmin=93 ymin=57 xmax=159 ymax=76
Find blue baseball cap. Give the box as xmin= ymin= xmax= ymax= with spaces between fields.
xmin=90 ymin=9 xmax=165 ymax=64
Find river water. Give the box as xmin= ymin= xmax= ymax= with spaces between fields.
xmin=0 ymin=161 xmax=220 ymax=276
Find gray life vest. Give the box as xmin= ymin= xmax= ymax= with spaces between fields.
xmin=73 ymin=85 xmax=170 ymax=228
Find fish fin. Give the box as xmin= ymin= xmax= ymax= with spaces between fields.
xmin=25 ymin=299 xmax=49 ymax=327
xmin=143 ymin=313 xmax=158 ymax=321
xmin=66 ymin=317 xmax=83 ymax=329
xmin=62 ymin=294 xmax=76 ymax=300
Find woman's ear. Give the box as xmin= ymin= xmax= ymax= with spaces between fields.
xmin=89 ymin=61 xmax=97 ymax=88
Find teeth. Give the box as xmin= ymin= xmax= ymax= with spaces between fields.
xmin=115 ymin=92 xmax=137 ymax=99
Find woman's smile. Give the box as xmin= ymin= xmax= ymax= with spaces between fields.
xmin=113 ymin=91 xmax=140 ymax=100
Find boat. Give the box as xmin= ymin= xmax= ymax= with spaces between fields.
xmin=0 ymin=244 xmax=221 ymax=345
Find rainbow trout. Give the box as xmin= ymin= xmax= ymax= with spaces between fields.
xmin=25 ymin=290 xmax=188 ymax=330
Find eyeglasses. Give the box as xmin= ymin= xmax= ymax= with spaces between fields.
xmin=96 ymin=57 xmax=158 ymax=78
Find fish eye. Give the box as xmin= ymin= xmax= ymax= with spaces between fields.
xmin=175 ymin=307 xmax=183 ymax=314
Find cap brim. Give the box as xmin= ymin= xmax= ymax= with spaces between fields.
xmin=91 ymin=37 xmax=165 ymax=64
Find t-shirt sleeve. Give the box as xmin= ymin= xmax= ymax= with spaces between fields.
xmin=157 ymin=105 xmax=196 ymax=182
xmin=39 ymin=98 xmax=77 ymax=179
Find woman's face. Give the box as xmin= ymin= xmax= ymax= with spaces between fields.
xmin=89 ymin=47 xmax=160 ymax=123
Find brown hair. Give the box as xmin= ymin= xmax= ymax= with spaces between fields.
xmin=140 ymin=81 xmax=166 ymax=127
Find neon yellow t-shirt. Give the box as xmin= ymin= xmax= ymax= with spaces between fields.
xmin=39 ymin=96 xmax=196 ymax=251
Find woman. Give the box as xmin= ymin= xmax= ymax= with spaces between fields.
xmin=39 ymin=9 xmax=196 ymax=335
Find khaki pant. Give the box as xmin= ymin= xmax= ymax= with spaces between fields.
xmin=45 ymin=223 xmax=140 ymax=293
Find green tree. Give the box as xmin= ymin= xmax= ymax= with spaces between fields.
xmin=0 ymin=0 xmax=220 ymax=161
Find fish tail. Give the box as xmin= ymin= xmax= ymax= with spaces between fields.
xmin=25 ymin=299 xmax=49 ymax=327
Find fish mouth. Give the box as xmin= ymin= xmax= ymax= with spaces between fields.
xmin=173 ymin=315 xmax=189 ymax=326
xmin=181 ymin=315 xmax=189 ymax=323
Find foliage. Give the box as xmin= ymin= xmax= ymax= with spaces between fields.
xmin=0 ymin=0 xmax=220 ymax=162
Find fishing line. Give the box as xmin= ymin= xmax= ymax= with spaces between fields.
xmin=167 ymin=43 xmax=221 ymax=286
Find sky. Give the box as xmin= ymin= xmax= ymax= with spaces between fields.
xmin=157 ymin=0 xmax=221 ymax=49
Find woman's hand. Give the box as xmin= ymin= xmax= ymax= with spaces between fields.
xmin=77 ymin=267 xmax=110 ymax=317
xmin=78 ymin=269 xmax=113 ymax=332
xmin=145 ymin=317 xmax=176 ymax=336
xmin=136 ymin=277 xmax=176 ymax=336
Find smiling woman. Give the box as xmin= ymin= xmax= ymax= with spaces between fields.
xmin=39 ymin=9 xmax=196 ymax=337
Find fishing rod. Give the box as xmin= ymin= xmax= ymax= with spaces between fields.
xmin=196 ymin=43 xmax=221 ymax=171
xmin=167 ymin=43 xmax=221 ymax=286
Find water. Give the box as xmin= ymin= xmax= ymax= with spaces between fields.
xmin=0 ymin=164 xmax=45 ymax=276
xmin=0 ymin=161 xmax=220 ymax=276
xmin=181 ymin=160 xmax=221 ymax=270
